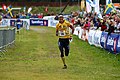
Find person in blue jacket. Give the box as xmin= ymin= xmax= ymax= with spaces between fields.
xmin=16 ymin=18 xmax=22 ymax=34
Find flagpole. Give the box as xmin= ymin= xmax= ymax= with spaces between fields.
xmin=78 ymin=0 xmax=80 ymax=11
xmin=106 ymin=0 xmax=108 ymax=5
xmin=60 ymin=0 xmax=62 ymax=13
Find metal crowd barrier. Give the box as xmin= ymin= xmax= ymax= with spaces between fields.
xmin=0 ymin=27 xmax=16 ymax=54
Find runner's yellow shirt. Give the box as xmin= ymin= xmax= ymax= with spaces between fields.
xmin=56 ymin=20 xmax=72 ymax=39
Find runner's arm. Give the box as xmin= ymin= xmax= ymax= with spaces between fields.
xmin=56 ymin=29 xmax=58 ymax=36
xmin=56 ymin=24 xmax=59 ymax=36
xmin=69 ymin=25 xmax=74 ymax=34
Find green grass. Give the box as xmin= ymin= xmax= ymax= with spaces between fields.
xmin=32 ymin=5 xmax=80 ymax=14
xmin=0 ymin=26 xmax=120 ymax=80
xmin=64 ymin=5 xmax=80 ymax=14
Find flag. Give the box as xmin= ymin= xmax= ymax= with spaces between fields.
xmin=23 ymin=6 xmax=26 ymax=13
xmin=94 ymin=0 xmax=103 ymax=19
xmin=45 ymin=7 xmax=48 ymax=12
xmin=104 ymin=0 xmax=114 ymax=14
xmin=86 ymin=0 xmax=96 ymax=13
xmin=94 ymin=0 xmax=100 ymax=14
xmin=28 ymin=7 xmax=32 ymax=13
xmin=81 ymin=0 xmax=85 ymax=11
xmin=2 ymin=4 xmax=7 ymax=10
xmin=86 ymin=1 xmax=92 ymax=13
xmin=6 ymin=5 xmax=13 ymax=17
xmin=86 ymin=0 xmax=96 ymax=7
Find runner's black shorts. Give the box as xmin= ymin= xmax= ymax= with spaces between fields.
xmin=58 ymin=38 xmax=70 ymax=57
xmin=17 ymin=24 xmax=21 ymax=30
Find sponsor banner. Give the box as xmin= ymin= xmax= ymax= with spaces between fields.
xmin=30 ymin=19 xmax=48 ymax=26
xmin=0 ymin=19 xmax=10 ymax=27
xmin=88 ymin=30 xmax=96 ymax=45
xmin=78 ymin=27 xmax=83 ymax=39
xmin=10 ymin=20 xmax=17 ymax=26
xmin=74 ymin=27 xmax=81 ymax=36
xmin=86 ymin=30 xmax=89 ymax=41
xmin=100 ymin=32 xmax=108 ymax=49
xmin=21 ymin=19 xmax=30 ymax=30
xmin=93 ymin=30 xmax=102 ymax=47
xmin=10 ymin=19 xmax=23 ymax=28
xmin=48 ymin=20 xmax=58 ymax=28
xmin=116 ymin=35 xmax=120 ymax=53
xmin=43 ymin=15 xmax=70 ymax=27
xmin=106 ymin=33 xmax=119 ymax=53
xmin=43 ymin=16 xmax=70 ymax=27
xmin=43 ymin=16 xmax=56 ymax=20
xmin=43 ymin=16 xmax=58 ymax=27
xmin=81 ymin=29 xmax=89 ymax=41
xmin=43 ymin=15 xmax=70 ymax=21
xmin=10 ymin=19 xmax=30 ymax=30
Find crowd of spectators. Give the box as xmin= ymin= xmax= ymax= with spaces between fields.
xmin=0 ymin=9 xmax=120 ymax=34
xmin=70 ymin=11 xmax=120 ymax=34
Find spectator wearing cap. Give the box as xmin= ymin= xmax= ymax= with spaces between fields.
xmin=97 ymin=20 xmax=107 ymax=31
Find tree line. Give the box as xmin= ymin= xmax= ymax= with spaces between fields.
xmin=0 ymin=0 xmax=119 ymax=4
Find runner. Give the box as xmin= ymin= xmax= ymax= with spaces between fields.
xmin=56 ymin=15 xmax=74 ymax=69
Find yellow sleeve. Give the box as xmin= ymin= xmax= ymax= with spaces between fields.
xmin=65 ymin=20 xmax=71 ymax=27
xmin=56 ymin=23 xmax=59 ymax=30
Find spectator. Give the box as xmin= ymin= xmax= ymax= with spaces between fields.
xmin=101 ymin=21 xmax=107 ymax=31
xmin=108 ymin=20 xmax=115 ymax=35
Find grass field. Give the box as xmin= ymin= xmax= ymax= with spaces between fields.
xmin=32 ymin=5 xmax=80 ymax=14
xmin=0 ymin=26 xmax=120 ymax=80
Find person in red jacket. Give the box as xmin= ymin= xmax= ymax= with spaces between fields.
xmin=83 ymin=20 xmax=90 ymax=30
xmin=101 ymin=22 xmax=107 ymax=31
xmin=96 ymin=20 xmax=107 ymax=31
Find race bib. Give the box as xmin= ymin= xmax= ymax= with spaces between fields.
xmin=59 ymin=31 xmax=66 ymax=36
